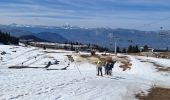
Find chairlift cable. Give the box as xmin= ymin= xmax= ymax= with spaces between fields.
xmin=135 ymin=17 xmax=170 ymax=28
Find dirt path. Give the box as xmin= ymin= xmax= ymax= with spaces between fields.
xmin=136 ymin=87 xmax=170 ymax=100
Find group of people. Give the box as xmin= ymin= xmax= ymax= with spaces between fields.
xmin=96 ymin=60 xmax=116 ymax=76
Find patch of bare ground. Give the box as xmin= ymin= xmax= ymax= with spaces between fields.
xmin=117 ymin=56 xmax=132 ymax=71
xmin=136 ymin=87 xmax=170 ymax=100
xmin=139 ymin=52 xmax=170 ymax=59
xmin=152 ymin=62 xmax=170 ymax=72
xmin=119 ymin=61 xmax=132 ymax=71
xmin=66 ymin=55 xmax=74 ymax=62
xmin=138 ymin=59 xmax=170 ymax=72
xmin=158 ymin=52 xmax=170 ymax=59
xmin=77 ymin=54 xmax=112 ymax=64
xmin=77 ymin=54 xmax=132 ymax=71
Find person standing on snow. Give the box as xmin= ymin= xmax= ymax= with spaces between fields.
xmin=96 ymin=60 xmax=103 ymax=76
xmin=108 ymin=61 xmax=116 ymax=76
xmin=105 ymin=61 xmax=110 ymax=75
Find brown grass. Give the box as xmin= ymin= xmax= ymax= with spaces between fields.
xmin=136 ymin=87 xmax=170 ymax=100
xmin=115 ymin=56 xmax=132 ymax=71
xmin=154 ymin=63 xmax=170 ymax=72
xmin=139 ymin=52 xmax=170 ymax=59
xmin=44 ymin=51 xmax=69 ymax=53
xmin=117 ymin=56 xmax=128 ymax=59
xmin=159 ymin=52 xmax=170 ymax=58
xmin=79 ymin=54 xmax=113 ymax=64
xmin=119 ymin=61 xmax=132 ymax=71
xmin=79 ymin=54 xmax=132 ymax=71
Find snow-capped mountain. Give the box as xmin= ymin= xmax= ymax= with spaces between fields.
xmin=0 ymin=24 xmax=170 ymax=48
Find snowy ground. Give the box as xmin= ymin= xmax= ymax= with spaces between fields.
xmin=0 ymin=45 xmax=170 ymax=100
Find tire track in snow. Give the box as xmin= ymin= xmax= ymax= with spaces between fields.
xmin=24 ymin=54 xmax=46 ymax=66
xmin=10 ymin=93 xmax=29 ymax=100
xmin=1 ymin=48 xmax=39 ymax=66
xmin=8 ymin=48 xmax=38 ymax=61
xmin=34 ymin=78 xmax=88 ymax=97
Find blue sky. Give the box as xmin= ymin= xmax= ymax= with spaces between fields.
xmin=0 ymin=0 xmax=170 ymax=30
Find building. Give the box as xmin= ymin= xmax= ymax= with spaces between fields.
xmin=29 ymin=42 xmax=89 ymax=51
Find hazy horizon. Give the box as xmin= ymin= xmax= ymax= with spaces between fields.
xmin=0 ymin=0 xmax=170 ymax=31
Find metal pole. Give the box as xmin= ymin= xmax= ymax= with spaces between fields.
xmin=74 ymin=62 xmax=81 ymax=74
xmin=115 ymin=40 xmax=117 ymax=55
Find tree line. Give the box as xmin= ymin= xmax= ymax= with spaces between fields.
xmin=0 ymin=30 xmax=19 ymax=45
xmin=64 ymin=41 xmax=150 ymax=53
xmin=116 ymin=45 xmax=149 ymax=53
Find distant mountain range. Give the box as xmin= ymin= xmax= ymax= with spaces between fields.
xmin=35 ymin=32 xmax=67 ymax=43
xmin=0 ymin=23 xmax=170 ymax=49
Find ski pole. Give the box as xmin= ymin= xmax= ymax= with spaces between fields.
xmin=74 ymin=62 xmax=81 ymax=75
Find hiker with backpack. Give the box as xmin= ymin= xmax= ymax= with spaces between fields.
xmin=96 ymin=60 xmax=103 ymax=76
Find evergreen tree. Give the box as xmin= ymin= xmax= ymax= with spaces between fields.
xmin=143 ymin=45 xmax=148 ymax=52
xmin=122 ymin=48 xmax=126 ymax=53
xmin=166 ymin=47 xmax=169 ymax=52
xmin=70 ymin=44 xmax=74 ymax=51
xmin=87 ymin=44 xmax=91 ymax=48
xmin=116 ymin=46 xmax=120 ymax=53
xmin=0 ymin=30 xmax=19 ymax=45
xmin=75 ymin=42 xmax=78 ymax=45
xmin=127 ymin=45 xmax=140 ymax=53
xmin=128 ymin=45 xmax=133 ymax=53
xmin=135 ymin=45 xmax=140 ymax=53
xmin=132 ymin=46 xmax=136 ymax=53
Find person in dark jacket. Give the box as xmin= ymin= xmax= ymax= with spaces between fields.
xmin=108 ymin=61 xmax=116 ymax=76
xmin=105 ymin=61 xmax=110 ymax=75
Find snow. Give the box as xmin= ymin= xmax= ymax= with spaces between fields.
xmin=0 ymin=45 xmax=170 ymax=100
xmin=137 ymin=56 xmax=170 ymax=68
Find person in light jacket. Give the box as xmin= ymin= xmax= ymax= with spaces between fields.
xmin=96 ymin=60 xmax=103 ymax=76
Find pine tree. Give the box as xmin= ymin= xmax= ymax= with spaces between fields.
xmin=166 ymin=47 xmax=169 ymax=52
xmin=117 ymin=46 xmax=120 ymax=53
xmin=122 ymin=48 xmax=126 ymax=53
xmin=70 ymin=44 xmax=74 ymax=51
xmin=132 ymin=46 xmax=135 ymax=53
xmin=128 ymin=45 xmax=132 ymax=53
xmin=143 ymin=45 xmax=148 ymax=52
xmin=135 ymin=45 xmax=140 ymax=53
xmin=0 ymin=30 xmax=19 ymax=45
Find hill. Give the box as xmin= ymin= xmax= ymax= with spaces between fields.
xmin=19 ymin=35 xmax=49 ymax=42
xmin=35 ymin=32 xmax=68 ymax=43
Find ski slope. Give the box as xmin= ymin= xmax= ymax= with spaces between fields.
xmin=0 ymin=45 xmax=170 ymax=100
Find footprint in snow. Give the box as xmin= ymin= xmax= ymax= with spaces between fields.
xmin=110 ymin=76 xmax=126 ymax=80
